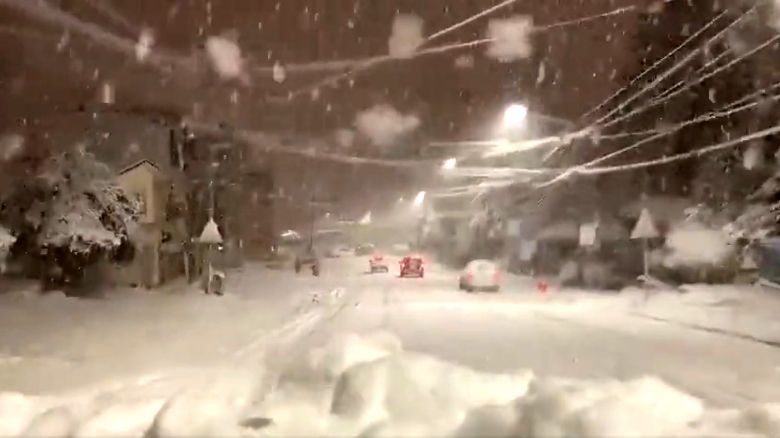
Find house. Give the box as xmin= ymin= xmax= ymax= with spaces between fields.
xmin=115 ymin=159 xmax=186 ymax=288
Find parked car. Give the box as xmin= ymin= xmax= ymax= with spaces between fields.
xmin=459 ymin=259 xmax=501 ymax=292
xmin=369 ymin=253 xmax=389 ymax=273
xmin=355 ymin=243 xmax=375 ymax=256
xmin=399 ymin=255 xmax=424 ymax=278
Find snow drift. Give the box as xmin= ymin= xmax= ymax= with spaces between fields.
xmin=2 ymin=331 xmax=780 ymax=437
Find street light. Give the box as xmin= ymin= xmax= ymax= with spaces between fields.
xmin=413 ymin=190 xmax=426 ymax=207
xmin=442 ymin=157 xmax=457 ymax=170
xmin=503 ymin=103 xmax=528 ymax=127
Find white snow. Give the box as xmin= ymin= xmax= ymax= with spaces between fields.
xmin=205 ymin=36 xmax=244 ymax=80
xmin=252 ymin=330 xmax=780 ymax=437
xmin=3 ymin=259 xmax=780 ymax=437
xmin=355 ymin=105 xmax=420 ymax=147
xmin=486 ymin=15 xmax=534 ymax=62
xmin=134 ymin=28 xmax=154 ymax=63
xmin=388 ymin=14 xmax=424 ymax=58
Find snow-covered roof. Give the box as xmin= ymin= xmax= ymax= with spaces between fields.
xmin=119 ymin=159 xmax=163 ymax=176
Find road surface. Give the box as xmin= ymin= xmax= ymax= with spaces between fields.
xmin=293 ymin=255 xmax=780 ymax=408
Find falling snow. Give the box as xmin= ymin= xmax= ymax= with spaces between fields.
xmin=205 ymin=35 xmax=244 ymax=80
xmin=354 ymin=104 xmax=420 ymax=147
xmin=134 ymin=28 xmax=154 ymax=63
xmin=486 ymin=15 xmax=534 ymax=61
xmin=388 ymin=14 xmax=424 ymax=58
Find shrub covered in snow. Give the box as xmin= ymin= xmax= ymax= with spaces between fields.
xmin=0 ymin=148 xmax=136 ymax=284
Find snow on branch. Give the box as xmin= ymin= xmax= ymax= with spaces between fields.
xmin=580 ymin=8 xmax=729 ymax=121
xmin=31 ymin=149 xmax=137 ymax=255
xmin=602 ymin=23 xmax=778 ymax=131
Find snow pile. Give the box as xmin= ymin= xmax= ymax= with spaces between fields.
xmin=253 ymin=332 xmax=780 ymax=437
xmin=205 ymin=36 xmax=244 ymax=80
xmin=4 ymin=329 xmax=780 ymax=437
xmin=135 ymin=28 xmax=154 ymax=63
xmin=664 ymin=222 xmax=735 ymax=267
xmin=486 ymin=15 xmax=534 ymax=61
xmin=388 ymin=14 xmax=424 ymax=58
xmin=515 ymin=377 xmax=703 ymax=437
xmin=355 ymin=105 xmax=420 ymax=148
xmin=148 ymin=369 xmax=257 ymax=437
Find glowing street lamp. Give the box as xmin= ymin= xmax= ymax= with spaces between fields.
xmin=503 ymin=103 xmax=528 ymax=128
xmin=442 ymin=157 xmax=457 ymax=170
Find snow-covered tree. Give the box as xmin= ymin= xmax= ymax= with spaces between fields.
xmin=728 ymin=172 xmax=780 ymax=239
xmin=0 ymin=148 xmax=137 ymax=284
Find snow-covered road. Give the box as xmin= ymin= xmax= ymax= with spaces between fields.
xmin=288 ymin=257 xmax=780 ymax=408
xmin=2 ymin=255 xmax=780 ymax=436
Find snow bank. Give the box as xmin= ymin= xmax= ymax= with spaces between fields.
xmin=4 ymin=331 xmax=780 ymax=437
xmin=354 ymin=105 xmax=420 ymax=147
xmin=254 ymin=332 xmax=780 ymax=437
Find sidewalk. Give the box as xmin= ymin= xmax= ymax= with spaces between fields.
xmin=625 ymin=284 xmax=780 ymax=346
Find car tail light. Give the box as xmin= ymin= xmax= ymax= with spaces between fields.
xmin=493 ymin=269 xmax=502 ymax=281
xmin=466 ymin=270 xmax=474 ymax=280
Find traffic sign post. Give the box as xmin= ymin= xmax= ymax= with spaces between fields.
xmin=198 ymin=217 xmax=224 ymax=295
xmin=631 ymin=208 xmax=660 ymax=280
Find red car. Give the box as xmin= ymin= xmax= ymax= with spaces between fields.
xmin=399 ymin=255 xmax=424 ymax=278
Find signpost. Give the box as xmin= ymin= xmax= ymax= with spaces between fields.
xmin=199 ymin=217 xmax=224 ymax=295
xmin=631 ymin=208 xmax=660 ymax=279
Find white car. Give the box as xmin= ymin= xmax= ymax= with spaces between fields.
xmin=459 ymin=260 xmax=501 ymax=292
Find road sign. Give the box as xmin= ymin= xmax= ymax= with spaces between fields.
xmin=631 ymin=208 xmax=659 ymax=239
xmin=199 ymin=217 xmax=223 ymax=244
